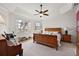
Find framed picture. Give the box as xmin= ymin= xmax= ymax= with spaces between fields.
xmin=35 ymin=21 xmax=42 ymax=30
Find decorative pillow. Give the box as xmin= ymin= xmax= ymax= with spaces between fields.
xmin=6 ymin=40 xmax=15 ymax=46
xmin=9 ymin=38 xmax=17 ymax=45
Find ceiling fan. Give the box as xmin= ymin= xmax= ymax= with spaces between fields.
xmin=34 ymin=4 xmax=49 ymax=17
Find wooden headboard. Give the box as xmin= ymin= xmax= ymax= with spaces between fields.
xmin=45 ymin=28 xmax=62 ymax=33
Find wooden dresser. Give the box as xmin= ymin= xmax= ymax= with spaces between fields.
xmin=62 ymin=34 xmax=71 ymax=42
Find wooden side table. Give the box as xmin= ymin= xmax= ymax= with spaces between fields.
xmin=62 ymin=34 xmax=71 ymax=42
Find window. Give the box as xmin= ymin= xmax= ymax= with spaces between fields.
xmin=17 ymin=20 xmax=23 ymax=29
xmin=35 ymin=22 xmax=42 ymax=30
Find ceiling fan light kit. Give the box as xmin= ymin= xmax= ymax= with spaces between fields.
xmin=34 ymin=4 xmax=49 ymax=17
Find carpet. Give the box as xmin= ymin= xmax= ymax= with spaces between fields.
xmin=22 ymin=39 xmax=76 ymax=56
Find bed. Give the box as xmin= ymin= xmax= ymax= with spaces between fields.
xmin=33 ymin=28 xmax=62 ymax=50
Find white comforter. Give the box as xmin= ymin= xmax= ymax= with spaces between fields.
xmin=56 ymin=33 xmax=61 ymax=47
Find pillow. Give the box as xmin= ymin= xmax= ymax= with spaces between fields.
xmin=6 ymin=40 xmax=15 ymax=46
xmin=52 ymin=32 xmax=59 ymax=35
xmin=42 ymin=31 xmax=52 ymax=35
xmin=9 ymin=38 xmax=17 ymax=45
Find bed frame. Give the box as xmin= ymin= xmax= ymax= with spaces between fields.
xmin=45 ymin=28 xmax=62 ymax=32
xmin=33 ymin=28 xmax=62 ymax=50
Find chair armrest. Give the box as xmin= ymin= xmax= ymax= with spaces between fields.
xmin=7 ymin=44 xmax=22 ymax=53
xmin=7 ymin=44 xmax=22 ymax=50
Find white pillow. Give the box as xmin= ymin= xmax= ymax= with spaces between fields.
xmin=52 ymin=32 xmax=59 ymax=35
xmin=42 ymin=31 xmax=52 ymax=35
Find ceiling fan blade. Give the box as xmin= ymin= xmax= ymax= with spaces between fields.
xmin=43 ymin=14 xmax=49 ymax=16
xmin=34 ymin=13 xmax=39 ymax=15
xmin=35 ymin=10 xmax=40 ymax=13
xmin=43 ymin=10 xmax=48 ymax=13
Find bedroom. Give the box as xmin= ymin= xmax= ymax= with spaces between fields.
xmin=0 ymin=3 xmax=77 ymax=56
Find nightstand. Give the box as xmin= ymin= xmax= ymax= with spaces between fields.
xmin=62 ymin=34 xmax=71 ymax=42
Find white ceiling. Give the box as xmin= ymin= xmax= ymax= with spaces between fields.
xmin=0 ymin=3 xmax=73 ymax=19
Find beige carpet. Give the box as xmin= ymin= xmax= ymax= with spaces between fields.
xmin=22 ymin=39 xmax=76 ymax=56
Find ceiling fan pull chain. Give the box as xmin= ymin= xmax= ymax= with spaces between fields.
xmin=40 ymin=4 xmax=42 ymax=11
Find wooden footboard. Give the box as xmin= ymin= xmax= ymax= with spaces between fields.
xmin=33 ymin=34 xmax=58 ymax=50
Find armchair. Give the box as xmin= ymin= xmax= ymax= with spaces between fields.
xmin=0 ymin=39 xmax=23 ymax=56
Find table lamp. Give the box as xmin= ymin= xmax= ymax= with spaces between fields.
xmin=64 ymin=27 xmax=68 ymax=35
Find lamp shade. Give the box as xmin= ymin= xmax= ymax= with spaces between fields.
xmin=64 ymin=27 xmax=68 ymax=35
xmin=64 ymin=27 xmax=67 ymax=31
xmin=0 ymin=15 xmax=5 ymax=24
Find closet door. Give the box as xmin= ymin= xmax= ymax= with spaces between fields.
xmin=76 ymin=11 xmax=79 ymax=56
